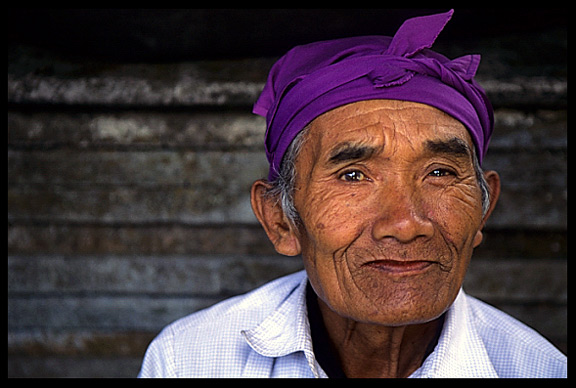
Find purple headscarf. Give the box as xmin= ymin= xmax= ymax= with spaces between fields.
xmin=253 ymin=9 xmax=494 ymax=181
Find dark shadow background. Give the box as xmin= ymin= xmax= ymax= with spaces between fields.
xmin=8 ymin=9 xmax=567 ymax=63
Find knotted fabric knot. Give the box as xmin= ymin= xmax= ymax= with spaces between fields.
xmin=368 ymin=62 xmax=415 ymax=88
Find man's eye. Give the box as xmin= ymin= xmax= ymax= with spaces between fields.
xmin=340 ymin=170 xmax=367 ymax=182
xmin=428 ymin=168 xmax=454 ymax=177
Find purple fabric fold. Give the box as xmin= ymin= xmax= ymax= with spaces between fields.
xmin=253 ymin=9 xmax=494 ymax=181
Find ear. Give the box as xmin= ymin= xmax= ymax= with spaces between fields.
xmin=250 ymin=179 xmax=302 ymax=256
xmin=473 ymin=170 xmax=501 ymax=248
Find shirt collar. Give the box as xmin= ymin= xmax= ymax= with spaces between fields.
xmin=242 ymin=273 xmax=498 ymax=378
xmin=241 ymin=273 xmax=326 ymax=377
xmin=411 ymin=288 xmax=499 ymax=378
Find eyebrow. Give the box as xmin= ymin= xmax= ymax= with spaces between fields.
xmin=327 ymin=137 xmax=472 ymax=166
xmin=327 ymin=142 xmax=378 ymax=165
xmin=425 ymin=137 xmax=472 ymax=159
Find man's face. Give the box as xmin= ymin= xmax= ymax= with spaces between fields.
xmin=292 ymin=100 xmax=487 ymax=326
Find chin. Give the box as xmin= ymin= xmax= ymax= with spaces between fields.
xmin=342 ymin=284 xmax=459 ymax=327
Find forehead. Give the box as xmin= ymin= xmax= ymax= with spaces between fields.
xmin=307 ymin=99 xmax=472 ymax=152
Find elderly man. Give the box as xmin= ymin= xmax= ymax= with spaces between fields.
xmin=139 ymin=10 xmax=567 ymax=378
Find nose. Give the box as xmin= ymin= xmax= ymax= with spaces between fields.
xmin=371 ymin=184 xmax=435 ymax=243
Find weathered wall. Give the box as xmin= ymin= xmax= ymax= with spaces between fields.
xmin=8 ymin=10 xmax=566 ymax=377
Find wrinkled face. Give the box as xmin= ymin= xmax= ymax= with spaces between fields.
xmin=293 ymin=100 xmax=486 ymax=326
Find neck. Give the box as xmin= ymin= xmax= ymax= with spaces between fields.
xmin=317 ymin=297 xmax=444 ymax=378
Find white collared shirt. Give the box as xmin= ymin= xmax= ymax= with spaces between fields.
xmin=138 ymin=270 xmax=566 ymax=378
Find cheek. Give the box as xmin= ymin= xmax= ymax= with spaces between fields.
xmin=429 ymin=182 xmax=484 ymax=241
xmin=298 ymin=187 xmax=366 ymax=242
xmin=421 ymin=182 xmax=484 ymax=285
xmin=296 ymin=187 xmax=368 ymax=298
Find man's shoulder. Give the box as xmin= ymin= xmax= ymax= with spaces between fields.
xmin=168 ymin=270 xmax=307 ymax=335
xmin=465 ymin=293 xmax=567 ymax=378
xmin=139 ymin=270 xmax=307 ymax=377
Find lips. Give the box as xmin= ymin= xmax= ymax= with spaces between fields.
xmin=363 ymin=259 xmax=434 ymax=274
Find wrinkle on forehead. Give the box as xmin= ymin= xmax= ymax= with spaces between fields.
xmin=306 ymin=100 xmax=472 ymax=163
xmin=313 ymin=100 xmax=461 ymax=128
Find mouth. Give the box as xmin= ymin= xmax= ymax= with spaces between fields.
xmin=362 ymin=259 xmax=435 ymax=274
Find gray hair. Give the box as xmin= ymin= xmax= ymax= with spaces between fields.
xmin=265 ymin=126 xmax=490 ymax=226
xmin=264 ymin=127 xmax=309 ymax=226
